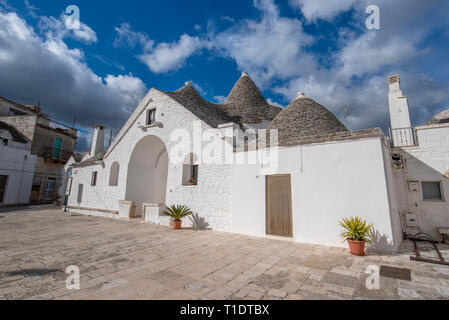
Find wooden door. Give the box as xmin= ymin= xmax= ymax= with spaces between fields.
xmin=266 ymin=175 xmax=293 ymax=237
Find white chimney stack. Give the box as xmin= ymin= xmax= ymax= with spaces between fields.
xmin=387 ymin=75 xmax=414 ymax=147
xmin=90 ymin=125 xmax=105 ymax=156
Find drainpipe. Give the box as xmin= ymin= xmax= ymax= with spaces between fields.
xmin=16 ymin=154 xmax=27 ymax=204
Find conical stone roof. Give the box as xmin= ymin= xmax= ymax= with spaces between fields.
xmin=224 ymin=72 xmax=279 ymax=123
xmin=426 ymin=109 xmax=449 ymax=125
xmin=165 ymin=75 xmax=282 ymax=127
xmin=165 ymin=82 xmax=241 ymax=128
xmin=268 ymin=92 xmax=348 ymax=144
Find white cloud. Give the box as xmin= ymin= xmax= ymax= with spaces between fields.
xmin=211 ymin=0 xmax=315 ymax=88
xmin=38 ymin=13 xmax=97 ymax=44
xmin=213 ymin=95 xmax=227 ymax=104
xmin=24 ymin=0 xmax=39 ymax=18
xmin=104 ymin=74 xmax=147 ymax=112
xmin=112 ymin=0 xmax=449 ymax=132
xmin=114 ymin=23 xmax=203 ymax=74
xmin=113 ymin=23 xmax=152 ymax=50
xmin=139 ymin=34 xmax=203 ymax=74
xmin=220 ymin=16 xmax=235 ymax=23
xmin=289 ymin=0 xmax=358 ymax=21
xmin=335 ymin=32 xmax=421 ymax=78
xmin=0 ymin=11 xmax=147 ymax=151
xmin=0 ymin=0 xmax=12 ymax=10
xmin=190 ymin=81 xmax=207 ymax=96
xmin=3 ymin=0 xmax=446 ymax=145
xmin=267 ymin=98 xmax=283 ymax=108
xmin=113 ymin=0 xmax=315 ymax=81
xmin=94 ymin=54 xmax=125 ymax=71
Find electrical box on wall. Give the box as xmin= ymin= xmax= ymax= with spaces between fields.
xmin=408 ymin=181 xmax=419 ymax=192
xmin=406 ymin=214 xmax=418 ymax=227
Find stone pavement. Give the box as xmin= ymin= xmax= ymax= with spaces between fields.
xmin=0 ymin=205 xmax=448 ymax=300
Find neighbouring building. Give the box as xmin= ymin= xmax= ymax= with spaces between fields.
xmin=65 ymin=72 xmax=448 ymax=253
xmin=0 ymin=97 xmax=78 ymax=204
xmin=387 ymin=75 xmax=449 ymax=241
xmin=0 ymin=121 xmax=37 ymax=205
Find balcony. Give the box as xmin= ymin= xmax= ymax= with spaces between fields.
xmin=42 ymin=147 xmax=74 ymax=163
xmin=390 ymin=127 xmax=418 ymax=148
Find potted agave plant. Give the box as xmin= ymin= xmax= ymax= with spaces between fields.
xmin=164 ymin=205 xmax=193 ymax=230
xmin=339 ymin=216 xmax=374 ymax=256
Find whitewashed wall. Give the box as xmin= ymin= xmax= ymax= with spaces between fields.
xmin=68 ymin=89 xmax=233 ymax=231
xmin=393 ymin=124 xmax=449 ymax=240
xmin=232 ymin=137 xmax=401 ymax=253
xmin=0 ymin=132 xmax=36 ymax=205
xmin=380 ymin=139 xmax=404 ymax=249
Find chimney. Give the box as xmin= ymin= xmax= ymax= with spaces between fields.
xmin=90 ymin=125 xmax=105 ymax=156
xmin=387 ymin=75 xmax=414 ymax=147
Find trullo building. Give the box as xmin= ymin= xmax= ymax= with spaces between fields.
xmin=65 ymin=73 xmax=449 ymax=253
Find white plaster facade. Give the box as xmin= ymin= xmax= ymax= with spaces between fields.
xmin=232 ymin=136 xmax=402 ymax=252
xmin=67 ymin=89 xmax=233 ymax=231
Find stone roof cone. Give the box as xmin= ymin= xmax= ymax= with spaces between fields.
xmin=224 ymin=72 xmax=277 ymax=123
xmin=268 ymin=92 xmax=348 ymax=144
xmin=426 ymin=109 xmax=449 ymax=125
xmin=165 ymin=81 xmax=240 ymax=128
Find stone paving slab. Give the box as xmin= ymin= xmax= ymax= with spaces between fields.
xmin=0 ymin=205 xmax=449 ymax=300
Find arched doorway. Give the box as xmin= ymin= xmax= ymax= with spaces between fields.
xmin=125 ymin=135 xmax=169 ymax=216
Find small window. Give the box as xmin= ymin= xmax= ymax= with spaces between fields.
xmin=109 ymin=162 xmax=120 ymax=186
xmin=146 ymin=109 xmax=156 ymax=125
xmin=182 ymin=153 xmax=199 ymax=186
xmin=190 ymin=165 xmax=199 ymax=185
xmin=91 ymin=171 xmax=98 ymax=186
xmin=392 ymin=154 xmax=404 ymax=169
xmin=422 ymin=182 xmax=443 ymax=201
xmin=77 ymin=184 xmax=83 ymax=203
xmin=52 ymin=138 xmax=62 ymax=159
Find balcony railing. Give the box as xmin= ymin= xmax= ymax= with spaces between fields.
xmin=42 ymin=147 xmax=74 ymax=163
xmin=390 ymin=127 xmax=418 ymax=147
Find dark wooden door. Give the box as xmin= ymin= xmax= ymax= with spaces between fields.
xmin=266 ymin=175 xmax=293 ymax=237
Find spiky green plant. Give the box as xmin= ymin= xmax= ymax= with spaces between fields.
xmin=339 ymin=216 xmax=374 ymax=243
xmin=164 ymin=205 xmax=193 ymax=221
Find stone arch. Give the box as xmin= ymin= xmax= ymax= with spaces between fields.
xmin=125 ymin=135 xmax=169 ymax=216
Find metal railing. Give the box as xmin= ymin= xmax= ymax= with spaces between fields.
xmin=389 ymin=127 xmax=418 ymax=147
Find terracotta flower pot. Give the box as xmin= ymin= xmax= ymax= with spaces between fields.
xmin=347 ymin=239 xmax=366 ymax=256
xmin=172 ymin=220 xmax=182 ymax=230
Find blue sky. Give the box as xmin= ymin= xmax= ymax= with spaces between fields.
xmin=1 ymin=0 xmax=448 ymax=152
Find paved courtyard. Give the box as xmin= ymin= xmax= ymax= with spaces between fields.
xmin=0 ymin=205 xmax=449 ymax=300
